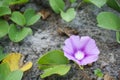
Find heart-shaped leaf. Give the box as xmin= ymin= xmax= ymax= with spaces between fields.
xmin=49 ymin=0 xmax=65 ymax=13
xmin=0 ymin=19 xmax=9 ymax=38
xmin=38 ymin=50 xmax=71 ymax=78
xmin=41 ymin=65 xmax=71 ymax=78
xmin=8 ymin=24 xmax=32 ymax=42
xmin=10 ymin=12 xmax=26 ymax=26
xmin=26 ymin=14 xmax=40 ymax=26
xmin=24 ymin=8 xmax=36 ymax=21
xmin=84 ymin=0 xmax=107 ymax=8
xmin=61 ymin=8 xmax=76 ymax=22
xmin=97 ymin=12 xmax=120 ymax=30
xmin=24 ymin=8 xmax=41 ymax=26
xmin=0 ymin=63 xmax=11 ymax=80
xmin=5 ymin=70 xmax=23 ymax=80
xmin=38 ymin=50 xmax=69 ymax=70
xmin=0 ymin=6 xmax=11 ymax=16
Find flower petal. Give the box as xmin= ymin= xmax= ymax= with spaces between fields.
xmin=84 ymin=38 xmax=100 ymax=55
xmin=70 ymin=35 xmax=81 ymax=50
xmin=80 ymin=55 xmax=98 ymax=65
xmin=64 ymin=38 xmax=74 ymax=54
xmin=79 ymin=36 xmax=91 ymax=50
xmin=63 ymin=46 xmax=73 ymax=55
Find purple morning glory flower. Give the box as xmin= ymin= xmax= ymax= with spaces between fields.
xmin=63 ymin=35 xmax=100 ymax=65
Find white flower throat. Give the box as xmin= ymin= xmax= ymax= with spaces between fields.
xmin=74 ymin=51 xmax=85 ymax=60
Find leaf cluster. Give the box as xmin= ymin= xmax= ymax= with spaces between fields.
xmin=97 ymin=0 xmax=120 ymax=43
xmin=85 ymin=0 xmax=120 ymax=43
xmin=49 ymin=0 xmax=76 ymax=22
xmin=0 ymin=0 xmax=41 ymax=42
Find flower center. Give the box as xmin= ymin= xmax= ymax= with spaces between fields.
xmin=74 ymin=51 xmax=85 ymax=60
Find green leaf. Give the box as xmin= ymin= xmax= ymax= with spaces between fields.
xmin=61 ymin=8 xmax=76 ymax=22
xmin=24 ymin=8 xmax=40 ymax=26
xmin=24 ymin=8 xmax=36 ymax=23
xmin=0 ymin=1 xmax=4 ymax=6
xmin=84 ymin=0 xmax=107 ymax=8
xmin=8 ymin=24 xmax=32 ymax=42
xmin=97 ymin=12 xmax=120 ymax=30
xmin=0 ymin=19 xmax=9 ymax=38
xmin=5 ymin=70 xmax=23 ymax=80
xmin=0 ymin=1 xmax=9 ymax=7
xmin=0 ymin=6 xmax=11 ymax=16
xmin=94 ymin=68 xmax=103 ymax=78
xmin=4 ymin=0 xmax=28 ymax=5
xmin=10 ymin=12 xmax=26 ymax=26
xmin=38 ymin=50 xmax=69 ymax=65
xmin=49 ymin=0 xmax=65 ymax=13
xmin=0 ymin=46 xmax=7 ymax=61
xmin=0 ymin=63 xmax=11 ymax=80
xmin=41 ymin=65 xmax=71 ymax=78
xmin=70 ymin=0 xmax=76 ymax=3
xmin=3 ymin=0 xmax=29 ymax=6
xmin=38 ymin=50 xmax=69 ymax=70
xmin=116 ymin=31 xmax=120 ymax=43
xmin=107 ymin=0 xmax=120 ymax=12
xmin=26 ymin=14 xmax=40 ymax=26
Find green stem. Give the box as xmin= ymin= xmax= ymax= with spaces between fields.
xmin=116 ymin=31 xmax=120 ymax=43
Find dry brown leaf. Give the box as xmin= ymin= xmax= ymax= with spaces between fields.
xmin=38 ymin=9 xmax=50 ymax=19
xmin=57 ymin=27 xmax=78 ymax=37
xmin=2 ymin=53 xmax=32 ymax=72
xmin=104 ymin=73 xmax=114 ymax=80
